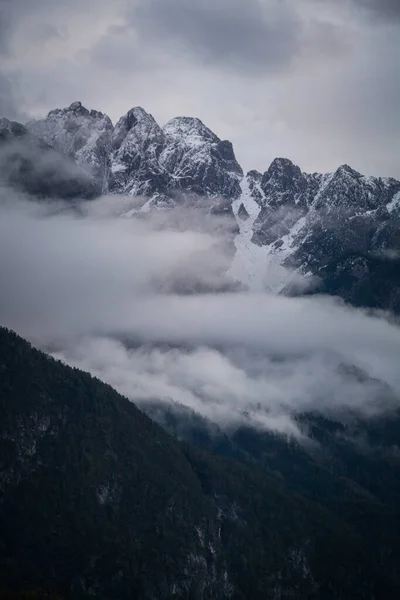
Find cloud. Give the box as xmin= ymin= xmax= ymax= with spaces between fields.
xmin=130 ymin=0 xmax=301 ymax=73
xmin=347 ymin=0 xmax=400 ymax=21
xmin=0 ymin=71 xmax=22 ymax=120
xmin=0 ymin=0 xmax=65 ymax=59
xmin=0 ymin=187 xmax=399 ymax=437
xmin=52 ymin=332 xmax=399 ymax=438
xmin=0 ymin=133 xmax=99 ymax=198
xmin=0 ymin=0 xmax=21 ymax=56
xmin=0 ymin=191 xmax=233 ymax=331
xmin=1 ymin=0 xmax=400 ymax=433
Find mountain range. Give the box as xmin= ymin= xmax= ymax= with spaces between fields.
xmin=1 ymin=101 xmax=400 ymax=599
xmin=2 ymin=100 xmax=400 ymax=311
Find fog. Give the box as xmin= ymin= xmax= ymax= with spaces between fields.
xmin=1 ymin=187 xmax=399 ymax=436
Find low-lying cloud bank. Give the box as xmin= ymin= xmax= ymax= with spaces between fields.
xmin=1 ymin=187 xmax=399 ymax=436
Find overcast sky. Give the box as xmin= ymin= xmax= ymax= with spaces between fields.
xmin=0 ymin=0 xmax=399 ymax=176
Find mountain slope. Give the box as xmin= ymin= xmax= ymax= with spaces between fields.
xmin=232 ymin=159 xmax=400 ymax=307
xmin=0 ymin=326 xmax=391 ymax=600
xmin=145 ymin=399 xmax=400 ymax=598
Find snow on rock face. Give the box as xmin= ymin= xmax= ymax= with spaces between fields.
xmin=14 ymin=100 xmax=400 ymax=307
xmin=159 ymin=114 xmax=243 ymax=200
xmin=387 ymin=191 xmax=400 ymax=214
xmin=27 ymin=101 xmax=113 ymax=192
xmin=160 ymin=116 xmax=243 ymax=200
xmin=110 ymin=107 xmax=167 ymax=197
xmin=162 ymin=116 xmax=218 ymax=144
xmin=22 ymin=102 xmax=242 ymax=212
xmin=228 ymin=176 xmax=310 ymax=294
xmin=235 ymin=158 xmax=400 ymax=297
xmin=109 ymin=110 xmax=243 ymax=206
xmin=260 ymin=158 xmax=309 ymax=208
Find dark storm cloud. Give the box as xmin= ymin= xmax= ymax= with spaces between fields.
xmin=130 ymin=0 xmax=302 ymax=72
xmin=349 ymin=0 xmax=400 ymax=21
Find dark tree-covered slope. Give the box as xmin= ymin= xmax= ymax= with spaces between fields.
xmin=0 ymin=327 xmax=394 ymax=599
xmin=145 ymin=400 xmax=400 ymax=598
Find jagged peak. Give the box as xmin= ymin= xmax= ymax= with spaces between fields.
xmin=111 ymin=107 xmax=163 ymax=154
xmin=69 ymin=100 xmax=88 ymax=113
xmin=262 ymin=157 xmax=305 ymax=188
xmin=162 ymin=116 xmax=219 ymax=144
xmin=246 ymin=169 xmax=262 ymax=180
xmin=334 ymin=164 xmax=362 ymax=179
xmin=115 ymin=107 xmax=159 ymax=132
xmin=46 ymin=101 xmax=110 ymax=124
xmin=46 ymin=101 xmax=87 ymax=118
xmin=266 ymin=157 xmax=300 ymax=174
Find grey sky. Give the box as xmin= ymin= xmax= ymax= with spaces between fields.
xmin=0 ymin=0 xmax=399 ymax=176
xmin=131 ymin=0 xmax=301 ymax=72
xmin=348 ymin=0 xmax=400 ymax=21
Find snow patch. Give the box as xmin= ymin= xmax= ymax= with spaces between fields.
xmin=387 ymin=191 xmax=400 ymax=214
xmin=228 ymin=177 xmax=301 ymax=293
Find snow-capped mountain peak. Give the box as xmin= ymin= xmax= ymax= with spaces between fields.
xmin=158 ymin=115 xmax=242 ymax=200
xmin=111 ymin=107 xmax=163 ymax=153
xmin=114 ymin=107 xmax=159 ymax=135
xmin=163 ymin=116 xmax=219 ymax=145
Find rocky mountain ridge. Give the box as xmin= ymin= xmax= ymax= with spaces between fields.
xmin=231 ymin=158 xmax=400 ymax=303
xmin=2 ymin=100 xmax=400 ymax=310
xmin=27 ymin=101 xmax=243 ymax=211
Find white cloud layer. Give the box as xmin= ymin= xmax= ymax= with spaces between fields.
xmin=1 ymin=189 xmax=399 ymax=436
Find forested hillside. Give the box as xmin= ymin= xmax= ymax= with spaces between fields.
xmin=0 ymin=327 xmax=395 ymax=599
